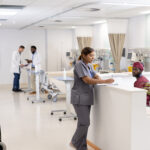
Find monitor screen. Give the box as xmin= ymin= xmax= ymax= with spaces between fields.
xmin=127 ymin=53 xmax=132 ymax=59
xmin=66 ymin=52 xmax=70 ymax=56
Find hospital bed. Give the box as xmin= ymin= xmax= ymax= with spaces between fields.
xmin=40 ymin=70 xmax=74 ymax=102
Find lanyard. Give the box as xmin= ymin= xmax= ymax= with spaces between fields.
xmin=88 ymin=65 xmax=94 ymax=78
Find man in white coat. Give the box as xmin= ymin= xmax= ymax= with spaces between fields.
xmin=26 ymin=46 xmax=41 ymax=94
xmin=11 ymin=45 xmax=25 ymax=92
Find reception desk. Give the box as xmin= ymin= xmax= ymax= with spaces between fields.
xmin=88 ymin=72 xmax=150 ymax=150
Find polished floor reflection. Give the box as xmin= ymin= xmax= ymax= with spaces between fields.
xmin=0 ymin=86 xmax=77 ymax=150
xmin=1 ymin=86 xmax=149 ymax=150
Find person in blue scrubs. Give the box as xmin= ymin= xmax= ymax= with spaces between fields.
xmin=70 ymin=47 xmax=114 ymax=150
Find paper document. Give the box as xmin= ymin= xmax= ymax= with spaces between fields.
xmin=97 ymin=82 xmax=118 ymax=86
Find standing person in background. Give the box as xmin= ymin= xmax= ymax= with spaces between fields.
xmin=70 ymin=47 xmax=114 ymax=150
xmin=26 ymin=46 xmax=41 ymax=94
xmin=11 ymin=45 xmax=25 ymax=92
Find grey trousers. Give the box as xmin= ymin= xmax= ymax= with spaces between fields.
xmin=71 ymin=104 xmax=91 ymax=150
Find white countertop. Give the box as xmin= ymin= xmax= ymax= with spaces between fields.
xmin=98 ymin=71 xmax=150 ymax=78
xmin=96 ymin=72 xmax=150 ymax=93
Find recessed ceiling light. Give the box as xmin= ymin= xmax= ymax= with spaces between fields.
xmin=71 ymin=26 xmax=76 ymax=29
xmin=94 ymin=20 xmax=106 ymax=24
xmin=0 ymin=9 xmax=18 ymax=16
xmin=0 ymin=23 xmax=2 ymax=26
xmin=0 ymin=5 xmax=24 ymax=16
xmin=0 ymin=5 xmax=25 ymax=9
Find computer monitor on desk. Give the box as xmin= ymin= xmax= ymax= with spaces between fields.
xmin=66 ymin=52 xmax=70 ymax=57
xmin=127 ymin=53 xmax=132 ymax=59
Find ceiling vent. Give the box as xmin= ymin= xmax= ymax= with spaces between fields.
xmin=86 ymin=8 xmax=101 ymax=12
xmin=0 ymin=5 xmax=25 ymax=9
xmin=54 ymin=20 xmax=62 ymax=23
xmin=38 ymin=26 xmax=44 ymax=28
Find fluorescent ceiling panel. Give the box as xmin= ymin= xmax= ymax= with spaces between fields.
xmin=0 ymin=5 xmax=25 ymax=16
xmin=0 ymin=9 xmax=19 ymax=15
xmin=0 ymin=5 xmax=25 ymax=9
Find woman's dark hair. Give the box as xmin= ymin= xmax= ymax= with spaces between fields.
xmin=78 ymin=47 xmax=94 ymax=60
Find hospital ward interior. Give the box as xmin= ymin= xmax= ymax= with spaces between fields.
xmin=1 ymin=0 xmax=150 ymax=150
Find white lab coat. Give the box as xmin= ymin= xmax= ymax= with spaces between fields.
xmin=11 ymin=51 xmax=21 ymax=73
xmin=32 ymin=52 xmax=41 ymax=71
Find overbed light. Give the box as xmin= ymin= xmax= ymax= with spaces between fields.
xmin=0 ymin=9 xmax=19 ymax=16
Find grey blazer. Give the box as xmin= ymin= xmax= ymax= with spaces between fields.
xmin=71 ymin=60 xmax=96 ymax=105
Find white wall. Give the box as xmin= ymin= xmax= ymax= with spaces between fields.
xmin=127 ymin=16 xmax=146 ymax=49
xmin=47 ymin=29 xmax=74 ymax=71
xmin=92 ymin=23 xmax=110 ymax=49
xmin=75 ymin=26 xmax=93 ymax=37
xmin=107 ymin=19 xmax=128 ymax=34
xmin=146 ymin=14 xmax=150 ymax=47
xmin=0 ymin=29 xmax=46 ymax=85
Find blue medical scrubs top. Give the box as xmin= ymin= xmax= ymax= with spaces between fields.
xmin=71 ymin=59 xmax=96 ymax=105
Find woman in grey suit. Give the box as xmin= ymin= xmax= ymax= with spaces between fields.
xmin=70 ymin=47 xmax=114 ymax=150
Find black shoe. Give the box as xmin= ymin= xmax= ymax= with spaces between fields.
xmin=12 ymin=89 xmax=17 ymax=92
xmin=17 ymin=89 xmax=23 ymax=92
xmin=12 ymin=89 xmax=22 ymax=92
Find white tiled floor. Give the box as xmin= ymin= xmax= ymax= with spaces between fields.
xmin=1 ymin=86 xmax=150 ymax=150
xmin=0 ymin=86 xmax=77 ymax=150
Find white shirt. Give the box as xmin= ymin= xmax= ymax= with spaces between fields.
xmin=32 ymin=51 xmax=41 ymax=70
xmin=11 ymin=51 xmax=21 ymax=74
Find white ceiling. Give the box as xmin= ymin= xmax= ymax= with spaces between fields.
xmin=0 ymin=0 xmax=150 ymax=29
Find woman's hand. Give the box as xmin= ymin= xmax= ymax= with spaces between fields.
xmin=98 ymin=78 xmax=114 ymax=84
xmin=105 ymin=78 xmax=114 ymax=84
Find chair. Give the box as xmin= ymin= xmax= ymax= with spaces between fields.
xmin=0 ymin=126 xmax=6 ymax=150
